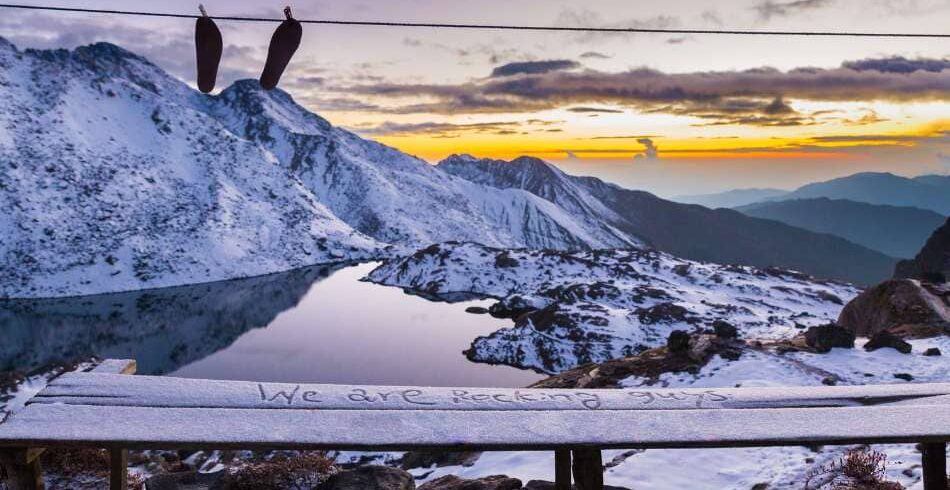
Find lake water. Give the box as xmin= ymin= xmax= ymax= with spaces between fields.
xmin=0 ymin=263 xmax=543 ymax=388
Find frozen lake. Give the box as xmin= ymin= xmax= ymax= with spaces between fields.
xmin=0 ymin=262 xmax=543 ymax=387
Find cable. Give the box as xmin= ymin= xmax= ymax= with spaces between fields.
xmin=0 ymin=3 xmax=948 ymax=38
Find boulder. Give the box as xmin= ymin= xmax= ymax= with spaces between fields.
xmin=523 ymin=481 xmax=632 ymax=490
xmin=418 ymin=475 xmax=521 ymax=490
xmin=667 ymin=330 xmax=691 ymax=354
xmin=804 ymin=324 xmax=855 ymax=353
xmin=687 ymin=334 xmax=718 ymax=363
xmin=925 ymin=347 xmax=942 ymax=356
xmin=319 ymin=465 xmax=414 ymax=490
xmin=712 ymin=320 xmax=739 ymax=339
xmin=146 ymin=471 xmax=222 ymax=490
xmin=894 ymin=217 xmax=949 ymax=283
xmin=400 ymin=452 xmax=481 ymax=470
xmin=837 ymin=279 xmax=950 ymax=337
xmin=863 ymin=331 xmax=912 ymax=354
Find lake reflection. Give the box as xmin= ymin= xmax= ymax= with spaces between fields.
xmin=0 ymin=263 xmax=542 ymax=387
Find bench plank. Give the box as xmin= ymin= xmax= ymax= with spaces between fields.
xmin=1 ymin=403 xmax=949 ymax=451
xmin=30 ymin=373 xmax=950 ymax=412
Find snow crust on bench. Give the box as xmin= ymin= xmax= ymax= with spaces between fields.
xmin=2 ymin=403 xmax=950 ymax=451
xmin=29 ymin=373 xmax=950 ymax=412
xmin=2 ymin=372 xmax=949 ymax=451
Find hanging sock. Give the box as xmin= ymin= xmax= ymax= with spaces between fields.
xmin=194 ymin=4 xmax=222 ymax=93
xmin=260 ymin=6 xmax=302 ymax=90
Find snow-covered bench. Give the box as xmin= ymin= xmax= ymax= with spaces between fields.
xmin=1 ymin=359 xmax=949 ymax=490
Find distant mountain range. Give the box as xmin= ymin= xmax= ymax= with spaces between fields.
xmin=737 ymin=198 xmax=946 ymax=258
xmin=439 ymin=155 xmax=896 ymax=285
xmin=0 ymin=39 xmax=899 ymax=296
xmin=672 ymin=188 xmax=790 ymax=209
xmin=775 ymin=172 xmax=950 ymax=214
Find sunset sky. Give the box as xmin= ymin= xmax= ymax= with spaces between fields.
xmin=1 ymin=0 xmax=948 ymax=196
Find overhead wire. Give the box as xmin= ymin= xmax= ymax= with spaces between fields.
xmin=0 ymin=3 xmax=948 ymax=38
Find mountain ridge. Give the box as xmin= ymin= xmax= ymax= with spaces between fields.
xmin=737 ymin=198 xmax=946 ymax=258
xmin=0 ymin=39 xmax=635 ymax=298
xmin=438 ymin=154 xmax=898 ymax=285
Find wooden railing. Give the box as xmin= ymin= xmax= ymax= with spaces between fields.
xmin=0 ymin=359 xmax=948 ymax=490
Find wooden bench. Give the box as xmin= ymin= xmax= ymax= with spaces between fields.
xmin=1 ymin=359 xmax=948 ymax=490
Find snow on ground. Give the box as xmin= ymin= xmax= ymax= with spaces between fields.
xmin=369 ymin=241 xmax=859 ymax=373
xmin=369 ymin=242 xmax=947 ymax=489
xmin=407 ymin=340 xmax=950 ymax=489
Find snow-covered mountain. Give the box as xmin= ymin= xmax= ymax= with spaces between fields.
xmin=438 ymin=155 xmax=898 ymax=285
xmin=0 ymin=39 xmax=634 ymax=298
xmin=369 ymin=242 xmax=859 ymax=373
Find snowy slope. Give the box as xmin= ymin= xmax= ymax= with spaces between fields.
xmin=0 ymin=39 xmax=635 ymax=298
xmin=0 ymin=39 xmax=385 ymax=297
xmin=368 ymin=242 xmax=859 ymax=373
xmin=438 ymin=155 xmax=899 ymax=285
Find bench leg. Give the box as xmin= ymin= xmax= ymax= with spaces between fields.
xmin=555 ymin=449 xmax=572 ymax=490
xmin=922 ymin=442 xmax=947 ymax=490
xmin=0 ymin=449 xmax=44 ymax=490
xmin=572 ymin=448 xmax=603 ymax=490
xmin=110 ymin=448 xmax=127 ymax=490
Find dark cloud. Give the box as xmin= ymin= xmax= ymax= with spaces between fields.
xmin=579 ymin=51 xmax=611 ymax=59
xmin=567 ymin=107 xmax=625 ymax=114
xmin=342 ymin=56 xmax=950 ymax=125
xmin=753 ymin=0 xmax=832 ymax=20
xmin=842 ymin=56 xmax=950 ymax=74
xmin=490 ymin=59 xmax=581 ymax=78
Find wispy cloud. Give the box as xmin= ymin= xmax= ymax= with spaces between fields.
xmin=752 ymin=0 xmax=833 ymax=20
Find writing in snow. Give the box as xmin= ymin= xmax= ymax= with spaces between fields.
xmin=256 ymin=385 xmax=732 ymax=410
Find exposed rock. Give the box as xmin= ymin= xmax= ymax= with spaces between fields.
xmin=371 ymin=242 xmax=858 ymax=373
xmin=687 ymin=334 xmax=719 ymax=363
xmin=465 ymin=306 xmax=489 ymax=315
xmin=667 ymin=330 xmax=691 ymax=353
xmin=804 ymin=324 xmax=856 ymax=353
xmin=418 ymin=475 xmax=521 ymax=490
xmin=924 ymin=347 xmax=942 ymax=356
xmin=894 ymin=373 xmax=914 ymax=381
xmin=523 ymin=481 xmax=632 ymax=490
xmin=837 ymin=279 xmax=950 ymax=337
xmin=712 ymin=320 xmax=739 ymax=339
xmin=400 ymin=452 xmax=481 ymax=470
xmin=488 ymin=295 xmax=541 ymax=319
xmin=894 ymin=216 xmax=949 ymax=283
xmin=319 ymin=465 xmax=414 ymax=490
xmin=146 ymin=470 xmax=221 ymax=490
xmin=531 ymin=332 xmax=744 ymax=388
xmin=863 ymin=331 xmax=912 ymax=354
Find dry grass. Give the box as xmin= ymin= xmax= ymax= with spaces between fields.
xmin=805 ymin=450 xmax=904 ymax=490
xmin=217 ymin=451 xmax=335 ymax=490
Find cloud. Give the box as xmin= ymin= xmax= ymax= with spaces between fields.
xmin=842 ymin=56 xmax=950 ymax=74
xmin=579 ymin=51 xmax=611 ymax=59
xmin=753 ymin=0 xmax=833 ymax=20
xmin=635 ymin=138 xmax=659 ymax=160
xmin=342 ymin=56 xmax=950 ymax=123
xmin=567 ymin=107 xmax=625 ymax=114
xmin=490 ymin=60 xmax=581 ymax=78
xmin=354 ymin=119 xmax=559 ymax=138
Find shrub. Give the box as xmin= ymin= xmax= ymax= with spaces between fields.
xmin=804 ymin=449 xmax=903 ymax=490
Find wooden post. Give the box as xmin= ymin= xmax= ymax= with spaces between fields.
xmin=109 ymin=448 xmax=128 ymax=490
xmin=555 ymin=449 xmax=572 ymax=490
xmin=572 ymin=448 xmax=603 ymax=490
xmin=0 ymin=449 xmax=44 ymax=490
xmin=922 ymin=442 xmax=947 ymax=490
